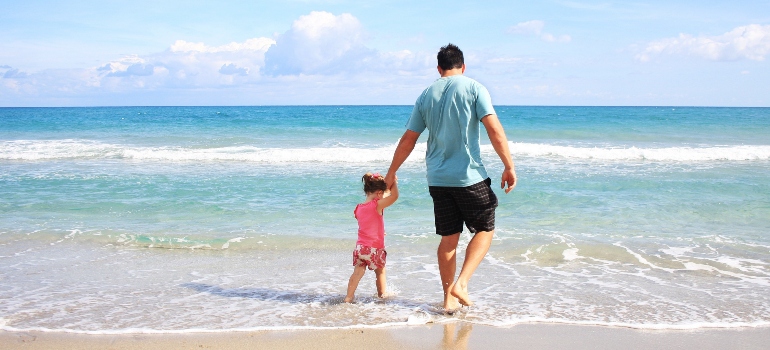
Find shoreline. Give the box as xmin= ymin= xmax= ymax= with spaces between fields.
xmin=3 ymin=323 xmax=769 ymax=350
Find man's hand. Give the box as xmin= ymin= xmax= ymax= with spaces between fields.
xmin=384 ymin=173 xmax=397 ymax=190
xmin=501 ymin=168 xmax=517 ymax=194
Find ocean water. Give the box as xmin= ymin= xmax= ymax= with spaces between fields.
xmin=0 ymin=106 xmax=769 ymax=333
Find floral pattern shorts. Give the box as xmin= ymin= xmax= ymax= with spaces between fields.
xmin=352 ymin=244 xmax=387 ymax=270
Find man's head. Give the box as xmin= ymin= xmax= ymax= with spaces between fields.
xmin=437 ymin=44 xmax=464 ymax=71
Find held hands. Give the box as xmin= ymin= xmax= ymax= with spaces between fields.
xmin=384 ymin=173 xmax=397 ymax=190
xmin=501 ymin=168 xmax=517 ymax=194
xmin=378 ymin=173 xmax=399 ymax=212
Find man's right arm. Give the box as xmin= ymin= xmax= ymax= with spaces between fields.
xmin=385 ymin=130 xmax=420 ymax=189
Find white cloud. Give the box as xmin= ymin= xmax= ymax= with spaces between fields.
xmin=540 ymin=33 xmax=571 ymax=43
xmin=0 ymin=12 xmax=438 ymax=105
xmin=2 ymin=67 xmax=28 ymax=79
xmin=507 ymin=20 xmax=571 ymax=43
xmin=91 ymin=36 xmax=274 ymax=88
xmin=98 ymin=55 xmax=152 ymax=77
xmin=219 ymin=63 xmax=249 ymax=76
xmin=508 ymin=20 xmax=545 ymax=35
xmin=170 ymin=38 xmax=275 ymax=53
xmin=486 ymin=57 xmax=524 ymax=64
xmin=263 ymin=11 xmax=375 ymax=75
xmin=637 ymin=24 xmax=770 ymax=62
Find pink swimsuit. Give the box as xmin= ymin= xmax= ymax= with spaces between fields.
xmin=352 ymin=199 xmax=387 ymax=270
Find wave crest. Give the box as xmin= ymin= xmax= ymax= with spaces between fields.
xmin=2 ymin=140 xmax=769 ymax=163
xmin=512 ymin=143 xmax=770 ymax=161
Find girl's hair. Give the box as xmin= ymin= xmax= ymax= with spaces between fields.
xmin=362 ymin=172 xmax=387 ymax=194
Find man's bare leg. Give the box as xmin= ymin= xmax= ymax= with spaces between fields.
xmin=450 ymin=230 xmax=493 ymax=306
xmin=441 ymin=322 xmax=456 ymax=348
xmin=437 ymin=233 xmax=461 ymax=310
xmin=441 ymin=322 xmax=474 ymax=349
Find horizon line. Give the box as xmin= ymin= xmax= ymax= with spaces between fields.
xmin=1 ymin=105 xmax=769 ymax=109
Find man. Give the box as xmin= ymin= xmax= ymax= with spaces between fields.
xmin=384 ymin=43 xmax=516 ymax=311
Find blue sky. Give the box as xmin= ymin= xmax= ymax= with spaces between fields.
xmin=1 ymin=1 xmax=768 ymax=106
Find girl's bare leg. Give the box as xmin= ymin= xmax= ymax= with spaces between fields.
xmin=374 ymin=267 xmax=387 ymax=298
xmin=344 ymin=265 xmax=366 ymax=303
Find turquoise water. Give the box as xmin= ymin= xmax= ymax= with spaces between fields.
xmin=1 ymin=106 xmax=769 ymax=332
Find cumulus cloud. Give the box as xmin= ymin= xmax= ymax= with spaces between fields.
xmin=636 ymin=24 xmax=770 ymax=62
xmin=507 ymin=20 xmax=571 ymax=43
xmin=159 ymin=38 xmax=272 ymax=83
xmin=107 ymin=64 xmax=154 ymax=77
xmin=508 ymin=20 xmax=545 ymax=35
xmin=0 ymin=11 xmax=437 ymax=105
xmin=263 ymin=11 xmax=375 ymax=75
xmin=89 ymin=36 xmax=274 ymax=88
xmin=3 ymin=68 xmax=27 ymax=79
xmin=98 ymin=56 xmax=152 ymax=77
xmin=170 ymin=38 xmax=275 ymax=53
xmin=219 ymin=63 xmax=249 ymax=76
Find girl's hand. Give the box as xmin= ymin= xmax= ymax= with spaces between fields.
xmin=377 ymin=175 xmax=399 ymax=212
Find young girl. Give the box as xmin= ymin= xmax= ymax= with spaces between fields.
xmin=344 ymin=172 xmax=399 ymax=303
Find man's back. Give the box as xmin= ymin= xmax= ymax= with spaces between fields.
xmin=385 ymin=43 xmax=516 ymax=311
xmin=406 ymin=75 xmax=496 ymax=187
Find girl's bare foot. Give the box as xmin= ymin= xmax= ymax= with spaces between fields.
xmin=343 ymin=297 xmax=354 ymax=303
xmin=450 ymin=282 xmax=473 ymax=307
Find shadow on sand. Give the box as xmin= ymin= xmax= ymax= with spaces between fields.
xmin=181 ymin=282 xmax=333 ymax=303
xmin=180 ymin=282 xmax=438 ymax=311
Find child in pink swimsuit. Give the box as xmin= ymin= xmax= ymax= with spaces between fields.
xmin=344 ymin=172 xmax=399 ymax=303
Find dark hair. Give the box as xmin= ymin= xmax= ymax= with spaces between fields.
xmin=362 ymin=172 xmax=387 ymax=194
xmin=437 ymin=43 xmax=464 ymax=70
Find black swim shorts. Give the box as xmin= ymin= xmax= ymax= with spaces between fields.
xmin=428 ymin=178 xmax=498 ymax=236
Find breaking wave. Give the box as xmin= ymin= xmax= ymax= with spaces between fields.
xmin=2 ymin=140 xmax=769 ymax=163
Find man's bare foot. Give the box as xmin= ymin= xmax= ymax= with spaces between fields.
xmin=450 ymin=282 xmax=473 ymax=307
xmin=443 ymin=286 xmax=461 ymax=312
xmin=444 ymin=298 xmax=460 ymax=313
xmin=343 ymin=297 xmax=353 ymax=303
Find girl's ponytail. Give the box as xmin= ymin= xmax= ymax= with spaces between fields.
xmin=362 ymin=172 xmax=387 ymax=193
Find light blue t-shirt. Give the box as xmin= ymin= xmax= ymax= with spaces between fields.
xmin=406 ymin=75 xmax=496 ymax=187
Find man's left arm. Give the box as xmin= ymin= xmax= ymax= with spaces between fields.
xmin=481 ymin=114 xmax=517 ymax=193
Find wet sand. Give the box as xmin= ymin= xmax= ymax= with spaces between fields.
xmin=2 ymin=323 xmax=769 ymax=350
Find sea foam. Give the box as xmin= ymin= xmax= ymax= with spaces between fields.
xmin=2 ymin=140 xmax=769 ymax=163
xmin=510 ymin=142 xmax=770 ymax=161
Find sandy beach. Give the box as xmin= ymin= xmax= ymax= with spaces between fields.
xmin=2 ymin=323 xmax=769 ymax=350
